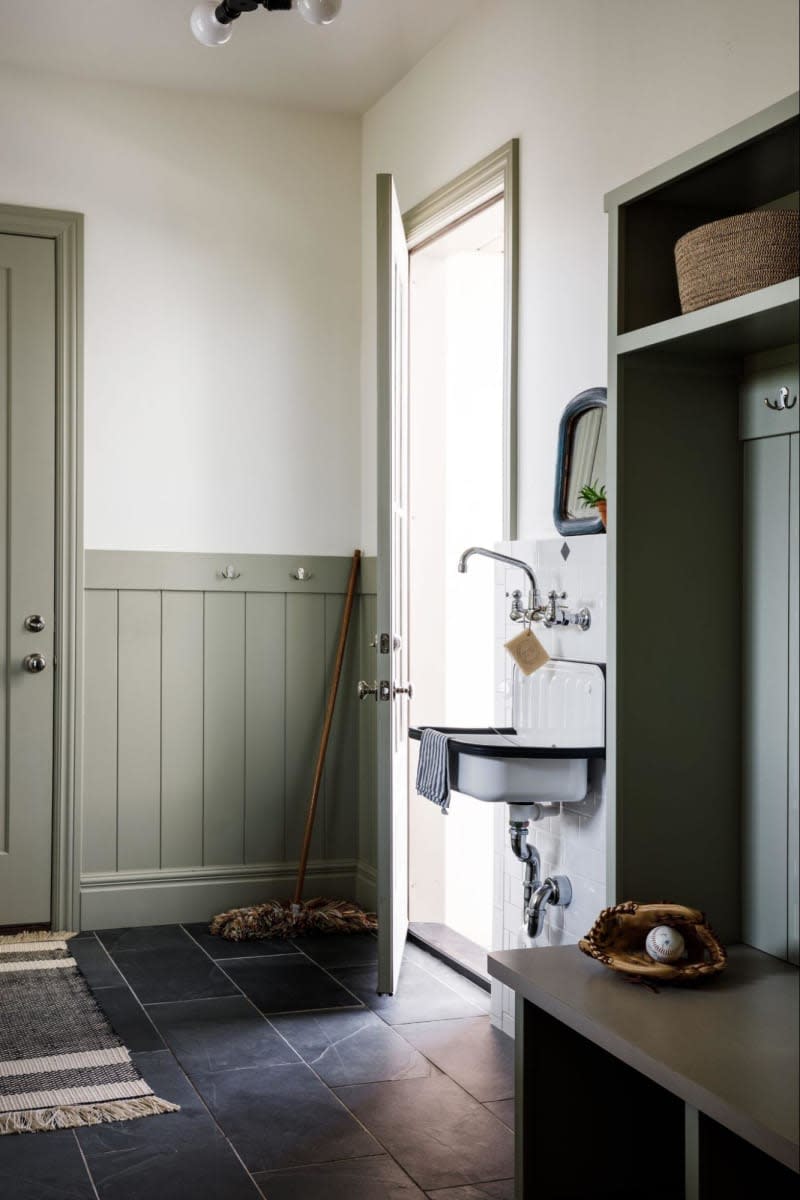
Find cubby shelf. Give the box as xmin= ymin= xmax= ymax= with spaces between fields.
xmin=615 ymin=276 xmax=799 ymax=359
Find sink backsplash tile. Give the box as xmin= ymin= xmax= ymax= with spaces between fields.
xmin=490 ymin=534 xmax=608 ymax=1037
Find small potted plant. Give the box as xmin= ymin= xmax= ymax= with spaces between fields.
xmin=578 ymin=481 xmax=607 ymax=528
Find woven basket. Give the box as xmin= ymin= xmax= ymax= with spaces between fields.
xmin=579 ymin=901 xmax=728 ymax=984
xmin=674 ymin=210 xmax=799 ymax=314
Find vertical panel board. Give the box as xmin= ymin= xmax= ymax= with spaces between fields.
xmin=82 ymin=590 xmax=118 ymax=873
xmin=285 ymin=593 xmax=326 ymax=868
xmin=323 ymin=593 xmax=358 ymax=861
xmin=117 ymin=591 xmax=162 ymax=871
xmin=788 ymin=434 xmax=799 ymax=966
xmin=161 ymin=591 xmax=204 ymax=868
xmin=358 ymin=594 xmax=378 ymax=871
xmin=0 ymin=269 xmax=7 ymax=854
xmin=245 ymin=593 xmax=286 ymax=862
xmin=742 ymin=437 xmax=790 ymax=958
xmin=204 ymin=592 xmax=245 ymax=865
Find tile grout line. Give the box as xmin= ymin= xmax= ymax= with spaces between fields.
xmin=75 ymin=932 xmax=165 ymax=1040
xmin=88 ymin=930 xmax=269 ymax=1200
xmin=180 ymin=923 xmax=511 ymax=1189
xmin=79 ymin=927 xmax=509 ymax=1194
xmin=146 ymin=998 xmax=365 ymax=1018
xmin=285 ymin=937 xmax=375 ymax=1009
xmin=251 ymin=1153 xmax=428 ymax=1194
xmin=179 ymin=923 xmax=398 ymax=1161
xmin=71 ymin=1128 xmax=101 ymax=1200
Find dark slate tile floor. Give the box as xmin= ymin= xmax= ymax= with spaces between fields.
xmin=3 ymin=924 xmax=514 ymax=1198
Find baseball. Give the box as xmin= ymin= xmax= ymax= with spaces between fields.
xmin=645 ymin=924 xmax=685 ymax=962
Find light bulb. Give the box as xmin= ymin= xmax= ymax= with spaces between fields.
xmin=190 ymin=2 xmax=233 ymax=46
xmin=296 ymin=0 xmax=342 ymax=26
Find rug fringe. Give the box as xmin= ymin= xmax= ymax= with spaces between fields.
xmin=0 ymin=930 xmax=77 ymax=944
xmin=0 ymin=1095 xmax=180 ymax=1136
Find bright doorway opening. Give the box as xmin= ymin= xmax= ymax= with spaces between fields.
xmin=407 ymin=197 xmax=506 ymax=981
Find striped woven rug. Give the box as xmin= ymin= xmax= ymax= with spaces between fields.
xmin=0 ymin=930 xmax=179 ymax=1135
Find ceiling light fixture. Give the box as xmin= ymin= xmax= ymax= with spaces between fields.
xmin=190 ymin=0 xmax=342 ymax=47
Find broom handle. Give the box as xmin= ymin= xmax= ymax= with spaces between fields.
xmin=293 ymin=549 xmax=362 ymax=905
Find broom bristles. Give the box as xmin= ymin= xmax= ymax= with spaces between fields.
xmin=210 ymin=897 xmax=377 ymax=941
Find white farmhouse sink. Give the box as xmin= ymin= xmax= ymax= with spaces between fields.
xmin=410 ymin=661 xmax=605 ymax=806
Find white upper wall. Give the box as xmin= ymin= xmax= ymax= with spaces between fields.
xmin=0 ymin=65 xmax=361 ymax=553
xmin=360 ymin=0 xmax=799 ymax=550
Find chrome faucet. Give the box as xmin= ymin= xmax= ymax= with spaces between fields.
xmin=457 ymin=547 xmax=545 ymax=622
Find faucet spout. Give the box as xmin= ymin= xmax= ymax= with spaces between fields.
xmin=457 ymin=547 xmax=542 ymax=612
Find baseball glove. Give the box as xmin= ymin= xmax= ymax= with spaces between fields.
xmin=579 ymin=901 xmax=727 ymax=983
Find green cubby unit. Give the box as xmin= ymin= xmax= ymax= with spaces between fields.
xmin=491 ymin=92 xmax=799 ymax=1200
xmin=605 ymin=92 xmax=800 ymax=953
xmin=608 ymin=93 xmax=799 ymax=335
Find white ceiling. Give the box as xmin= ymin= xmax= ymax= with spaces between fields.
xmin=0 ymin=0 xmax=483 ymax=115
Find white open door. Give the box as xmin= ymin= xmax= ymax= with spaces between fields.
xmin=375 ymin=174 xmax=411 ymax=994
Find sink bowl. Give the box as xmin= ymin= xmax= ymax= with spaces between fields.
xmin=409 ymin=728 xmax=600 ymax=803
xmin=409 ymin=660 xmax=605 ymax=805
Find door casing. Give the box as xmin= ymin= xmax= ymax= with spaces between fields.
xmin=403 ymin=139 xmax=519 ymax=541
xmin=0 ymin=204 xmax=83 ymax=931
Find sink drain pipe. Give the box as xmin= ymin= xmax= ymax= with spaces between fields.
xmin=507 ymin=803 xmax=573 ymax=939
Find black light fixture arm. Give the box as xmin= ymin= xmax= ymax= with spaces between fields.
xmin=214 ymin=0 xmax=291 ymax=24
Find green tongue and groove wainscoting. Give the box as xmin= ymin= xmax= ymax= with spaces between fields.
xmin=80 ymin=552 xmax=378 ymax=930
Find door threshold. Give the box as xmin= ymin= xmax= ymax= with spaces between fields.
xmin=408 ymin=922 xmax=491 ymax=992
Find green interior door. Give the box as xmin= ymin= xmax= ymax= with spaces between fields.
xmin=0 ymin=233 xmax=56 ymax=927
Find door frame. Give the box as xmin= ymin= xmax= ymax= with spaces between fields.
xmin=402 ymin=139 xmax=520 ymax=540
xmin=0 ymin=203 xmax=84 ymax=931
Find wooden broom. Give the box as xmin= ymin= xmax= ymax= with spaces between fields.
xmin=210 ymin=550 xmax=377 ymax=939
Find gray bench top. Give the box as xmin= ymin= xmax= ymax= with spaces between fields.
xmin=489 ymin=943 xmax=799 ymax=1173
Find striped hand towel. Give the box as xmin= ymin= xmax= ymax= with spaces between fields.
xmin=415 ymin=728 xmax=451 ymax=814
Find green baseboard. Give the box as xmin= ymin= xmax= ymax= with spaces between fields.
xmin=79 ymin=859 xmax=367 ymax=929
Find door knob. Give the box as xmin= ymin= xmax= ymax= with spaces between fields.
xmin=393 ymin=683 xmax=414 ymax=699
xmin=23 ymin=653 xmax=47 ymax=674
xmin=24 ymin=615 xmax=46 ymax=633
xmin=358 ymin=680 xmax=378 ymax=701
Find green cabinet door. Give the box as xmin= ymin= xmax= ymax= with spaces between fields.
xmin=741 ymin=420 xmax=799 ymax=963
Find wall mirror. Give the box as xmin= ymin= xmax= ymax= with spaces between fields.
xmin=553 ymin=387 xmax=607 ymax=535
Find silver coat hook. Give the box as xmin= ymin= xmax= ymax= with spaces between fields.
xmin=764 ymin=386 xmax=797 ymax=411
xmin=291 ymin=567 xmax=313 ymax=581
xmin=218 ymin=564 xmax=240 ymax=580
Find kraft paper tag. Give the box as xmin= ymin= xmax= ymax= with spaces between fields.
xmin=504 ymin=627 xmax=550 ymax=676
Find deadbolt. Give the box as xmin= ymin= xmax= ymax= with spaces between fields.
xmin=23 ymin=653 xmax=47 ymax=674
xmin=24 ymin=615 xmax=45 ymax=633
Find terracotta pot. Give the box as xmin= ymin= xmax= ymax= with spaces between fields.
xmin=595 ymin=500 xmax=607 ymax=528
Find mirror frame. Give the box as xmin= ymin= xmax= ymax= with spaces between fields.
xmin=552 ymin=386 xmax=607 ymax=536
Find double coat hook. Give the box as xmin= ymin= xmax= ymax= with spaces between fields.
xmin=764 ymin=386 xmax=797 ymax=411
